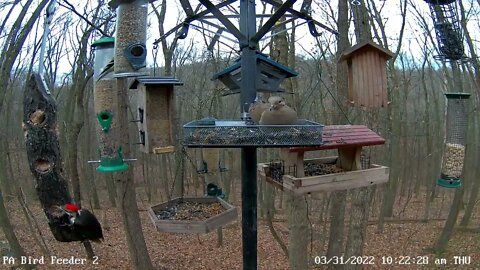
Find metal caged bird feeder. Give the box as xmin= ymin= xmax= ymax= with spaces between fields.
xmin=183 ymin=119 xmax=323 ymax=148
xmin=438 ymin=92 xmax=470 ymax=188
xmin=424 ymin=0 xmax=465 ymax=61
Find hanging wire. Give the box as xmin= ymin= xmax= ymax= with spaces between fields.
xmin=152 ymin=43 xmax=159 ymax=76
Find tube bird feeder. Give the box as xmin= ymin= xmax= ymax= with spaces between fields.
xmin=438 ymin=92 xmax=470 ymax=188
xmin=425 ymin=0 xmax=465 ymax=61
xmin=114 ymin=0 xmax=148 ymax=75
xmin=92 ymin=37 xmax=128 ymax=173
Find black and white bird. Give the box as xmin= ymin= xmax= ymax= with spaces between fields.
xmin=259 ymin=96 xmax=298 ymax=125
xmin=62 ymin=204 xmax=103 ymax=243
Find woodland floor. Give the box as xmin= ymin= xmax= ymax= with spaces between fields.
xmin=1 ymin=187 xmax=479 ymax=270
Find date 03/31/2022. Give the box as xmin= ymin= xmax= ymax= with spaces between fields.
xmin=314 ymin=255 xmax=472 ymax=266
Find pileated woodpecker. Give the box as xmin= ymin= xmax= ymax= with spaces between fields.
xmin=62 ymin=204 xmax=103 ymax=243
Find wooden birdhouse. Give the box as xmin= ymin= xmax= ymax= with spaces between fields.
xmin=129 ymin=77 xmax=183 ymax=154
xmin=212 ymin=52 xmax=298 ymax=94
xmin=339 ymin=41 xmax=394 ymax=108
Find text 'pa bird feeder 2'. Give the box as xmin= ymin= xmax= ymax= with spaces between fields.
xmin=212 ymin=52 xmax=298 ymax=95
xmin=92 ymin=37 xmax=128 ymax=173
xmin=438 ymin=93 xmax=470 ymax=188
xmin=129 ymin=77 xmax=183 ymax=154
xmin=148 ymin=197 xmax=237 ymax=234
xmin=339 ymin=41 xmax=394 ymax=108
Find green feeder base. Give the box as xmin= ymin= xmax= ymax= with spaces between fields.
xmin=96 ymin=163 xmax=129 ymax=173
xmin=437 ymin=178 xmax=462 ymax=188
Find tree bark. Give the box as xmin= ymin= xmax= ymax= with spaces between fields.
xmin=326 ymin=0 xmax=349 ymax=261
xmin=115 ymin=78 xmax=154 ymax=270
xmin=23 ymin=73 xmax=83 ymax=242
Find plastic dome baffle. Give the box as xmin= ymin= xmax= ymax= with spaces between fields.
xmin=437 ymin=93 xmax=470 ymax=188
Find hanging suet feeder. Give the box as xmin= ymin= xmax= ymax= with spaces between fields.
xmin=437 ymin=93 xmax=470 ymax=188
xmin=425 ymin=0 xmax=465 ymax=61
xmin=338 ymin=41 xmax=394 ymax=108
xmin=129 ymin=77 xmax=183 ymax=154
xmin=212 ymin=52 xmax=298 ymax=95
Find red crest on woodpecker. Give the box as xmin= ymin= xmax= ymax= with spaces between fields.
xmin=64 ymin=204 xmax=80 ymax=213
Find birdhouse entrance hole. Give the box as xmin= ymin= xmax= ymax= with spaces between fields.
xmin=29 ymin=110 xmax=46 ymax=126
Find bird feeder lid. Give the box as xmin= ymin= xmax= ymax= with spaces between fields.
xmin=445 ymin=92 xmax=470 ymax=99
xmin=424 ymin=0 xmax=456 ymax=5
xmin=129 ymin=76 xmax=184 ymax=89
xmin=92 ymin=37 xmax=115 ymax=48
xmin=211 ymin=52 xmax=298 ymax=80
xmin=338 ymin=41 xmax=394 ymax=62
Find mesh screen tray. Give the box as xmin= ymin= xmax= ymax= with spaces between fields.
xmin=183 ymin=119 xmax=323 ymax=147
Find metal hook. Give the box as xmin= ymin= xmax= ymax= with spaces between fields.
xmin=351 ymin=0 xmax=361 ymax=5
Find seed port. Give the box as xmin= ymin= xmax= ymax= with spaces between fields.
xmin=130 ymin=45 xmax=144 ymax=57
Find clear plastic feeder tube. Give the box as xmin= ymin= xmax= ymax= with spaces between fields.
xmin=114 ymin=0 xmax=148 ymax=73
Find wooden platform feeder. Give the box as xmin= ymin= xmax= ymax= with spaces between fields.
xmin=212 ymin=52 xmax=298 ymax=95
xmin=148 ymin=197 xmax=237 ymax=234
xmin=129 ymin=77 xmax=183 ymax=154
xmin=339 ymin=41 xmax=394 ymax=108
xmin=258 ymin=125 xmax=390 ymax=193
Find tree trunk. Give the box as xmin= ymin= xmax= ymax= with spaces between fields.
xmin=0 ymin=139 xmax=28 ymax=265
xmin=23 ymin=73 xmax=83 ymax=242
xmin=326 ymin=0 xmax=349 ymax=261
xmin=287 ymin=194 xmax=309 ymax=270
xmin=434 ymin=188 xmax=463 ymax=252
xmin=115 ymin=78 xmax=154 ymax=270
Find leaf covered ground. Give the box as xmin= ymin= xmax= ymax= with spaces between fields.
xmin=0 ymin=191 xmax=478 ymax=270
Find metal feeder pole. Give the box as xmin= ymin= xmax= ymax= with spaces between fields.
xmin=240 ymin=0 xmax=257 ymax=269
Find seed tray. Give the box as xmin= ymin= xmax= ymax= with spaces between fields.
xmin=148 ymin=197 xmax=237 ymax=234
xmin=258 ymin=157 xmax=389 ymax=193
xmin=183 ymin=119 xmax=323 ymax=148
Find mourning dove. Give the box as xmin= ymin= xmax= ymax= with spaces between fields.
xmin=248 ymin=98 xmax=270 ymax=124
xmin=259 ymin=96 xmax=298 ymax=125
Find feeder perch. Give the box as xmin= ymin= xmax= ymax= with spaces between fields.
xmin=211 ymin=52 xmax=298 ymax=95
xmin=438 ymin=92 xmax=470 ymax=188
xmin=258 ymin=125 xmax=390 ymax=193
xmin=148 ymin=197 xmax=237 ymax=234
xmin=129 ymin=76 xmax=183 ymax=154
xmin=183 ymin=119 xmax=323 ymax=148
xmin=96 ymin=147 xmax=129 ymax=173
xmin=338 ymin=41 xmax=394 ymax=108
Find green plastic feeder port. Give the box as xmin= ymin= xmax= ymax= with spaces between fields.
xmin=206 ymin=183 xmax=225 ymax=198
xmin=97 ymin=111 xmax=113 ymax=132
xmin=96 ymin=148 xmax=129 ymax=173
xmin=437 ymin=178 xmax=462 ymax=188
